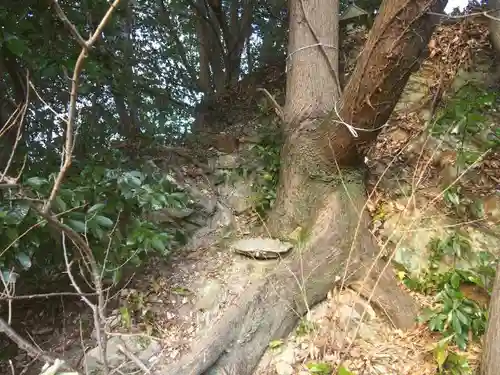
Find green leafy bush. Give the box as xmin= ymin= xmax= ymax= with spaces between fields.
xmin=401 ymin=233 xmax=496 ymax=350
xmin=432 ymin=83 xmax=500 ymax=152
xmin=0 ymin=152 xmax=189 ymax=285
xmin=434 ymin=336 xmax=473 ymax=375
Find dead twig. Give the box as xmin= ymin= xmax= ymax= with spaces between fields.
xmin=1 ymin=71 xmax=30 ymax=182
xmin=51 ymin=1 xmax=87 ymax=48
xmin=0 ymin=291 xmax=99 ymax=301
xmin=117 ymin=344 xmax=152 ymax=374
xmin=256 ymin=88 xmax=285 ymax=122
xmin=428 ymin=7 xmax=500 ymax=23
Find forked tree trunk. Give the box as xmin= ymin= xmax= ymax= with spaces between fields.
xmin=481 ymin=263 xmax=500 ymax=375
xmin=161 ymin=1 xmax=446 ymax=374
xmin=269 ymin=0 xmax=447 ymax=328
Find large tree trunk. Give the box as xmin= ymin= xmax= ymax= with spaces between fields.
xmin=488 ymin=0 xmax=500 ymax=56
xmin=270 ymin=0 xmax=446 ymax=329
xmin=161 ymin=1 xmax=446 ymax=374
xmin=480 ymin=263 xmax=500 ymax=375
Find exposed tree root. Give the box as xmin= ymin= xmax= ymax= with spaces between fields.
xmin=158 ymin=176 xmax=418 ymax=375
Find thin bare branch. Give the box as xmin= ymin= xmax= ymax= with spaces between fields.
xmin=428 ymin=7 xmax=500 ymax=23
xmin=28 ymin=80 xmax=68 ymax=123
xmin=1 ymin=71 xmax=30 ymax=181
xmin=257 ymin=88 xmax=284 ymax=122
xmin=117 ymin=344 xmax=151 ymax=374
xmin=44 ymin=0 xmax=121 ymax=214
xmin=0 ymin=291 xmax=99 ymax=300
xmin=51 ymin=1 xmax=88 ymax=48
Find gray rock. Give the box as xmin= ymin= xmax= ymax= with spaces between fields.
xmin=279 ymin=346 xmax=296 ymax=365
xmin=218 ymin=180 xmax=253 ymax=214
xmin=209 ymin=203 xmax=234 ymax=229
xmin=165 ymin=207 xmax=194 ymax=219
xmin=84 ymin=335 xmax=161 ymax=374
xmin=185 ymin=212 xmax=210 ymax=227
xmin=186 ymin=227 xmax=219 ymax=250
xmin=337 ymin=305 xmax=362 ymax=327
xmin=148 ymin=207 xmax=193 ymax=224
xmin=211 ymin=154 xmax=241 ymax=169
xmin=197 ymin=195 xmax=218 ymax=214
xmin=188 ymin=185 xmax=218 ymax=214
xmin=195 ymin=280 xmax=223 ymax=311
xmin=275 ymin=362 xmax=294 ymax=375
xmin=232 ymin=237 xmax=293 ymax=259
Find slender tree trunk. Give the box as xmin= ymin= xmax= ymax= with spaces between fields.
xmin=196 ymin=17 xmax=212 ymax=94
xmin=226 ymin=0 xmax=254 ymax=84
xmin=205 ymin=7 xmax=227 ymax=93
xmin=481 ymin=263 xmax=500 ymax=375
xmin=122 ymin=0 xmax=141 ymax=139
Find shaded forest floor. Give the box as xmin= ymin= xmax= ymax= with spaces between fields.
xmin=2 ymin=19 xmax=500 ymax=375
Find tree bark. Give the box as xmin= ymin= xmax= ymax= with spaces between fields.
xmin=163 ymin=1 xmax=447 ymax=374
xmin=270 ymin=0 xmax=447 ymax=230
xmin=488 ymin=0 xmax=500 ymax=56
xmin=196 ymin=14 xmax=212 ymax=94
xmin=480 ymin=263 xmax=500 ymax=375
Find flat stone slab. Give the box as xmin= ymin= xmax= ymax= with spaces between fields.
xmin=231 ymin=237 xmax=293 ymax=259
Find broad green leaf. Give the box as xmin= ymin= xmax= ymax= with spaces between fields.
xmin=54 ymin=196 xmax=67 ymax=212
xmin=451 ymin=313 xmax=462 ymax=335
xmin=25 ymin=176 xmax=48 ymax=188
xmin=87 ymin=203 xmax=106 ymax=214
xmin=268 ymin=339 xmax=283 ymax=349
xmin=16 ymin=252 xmax=32 ymax=270
xmin=1 ymin=270 xmax=19 ymax=284
xmin=5 ymin=36 xmax=30 ymax=56
xmin=112 ymin=268 xmax=122 ymax=284
xmin=92 ymin=226 xmax=105 ymax=240
xmin=455 ymin=334 xmax=468 ymax=351
xmin=171 ymin=286 xmax=192 ymax=296
xmin=169 ymin=192 xmax=187 ymax=201
xmin=455 ymin=309 xmax=469 ymax=325
xmin=119 ymin=306 xmax=131 ymax=329
xmin=306 ymin=361 xmax=332 ymax=374
xmin=128 ymin=176 xmax=142 ymax=187
xmin=5 ymin=227 xmax=19 ymax=243
xmin=434 ymin=344 xmax=448 ymax=370
xmin=94 ymin=215 xmax=114 ymax=228
xmin=451 ymin=273 xmax=461 ymax=289
xmin=6 ymin=204 xmax=30 ymax=225
xmin=337 ymin=366 xmax=354 ymax=375
xmin=445 ymin=190 xmax=460 ymax=206
xmin=127 ymin=171 xmax=144 ymax=180
xmin=66 ymin=219 xmax=87 ymax=233
xmin=151 ymin=237 xmax=166 ymax=252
